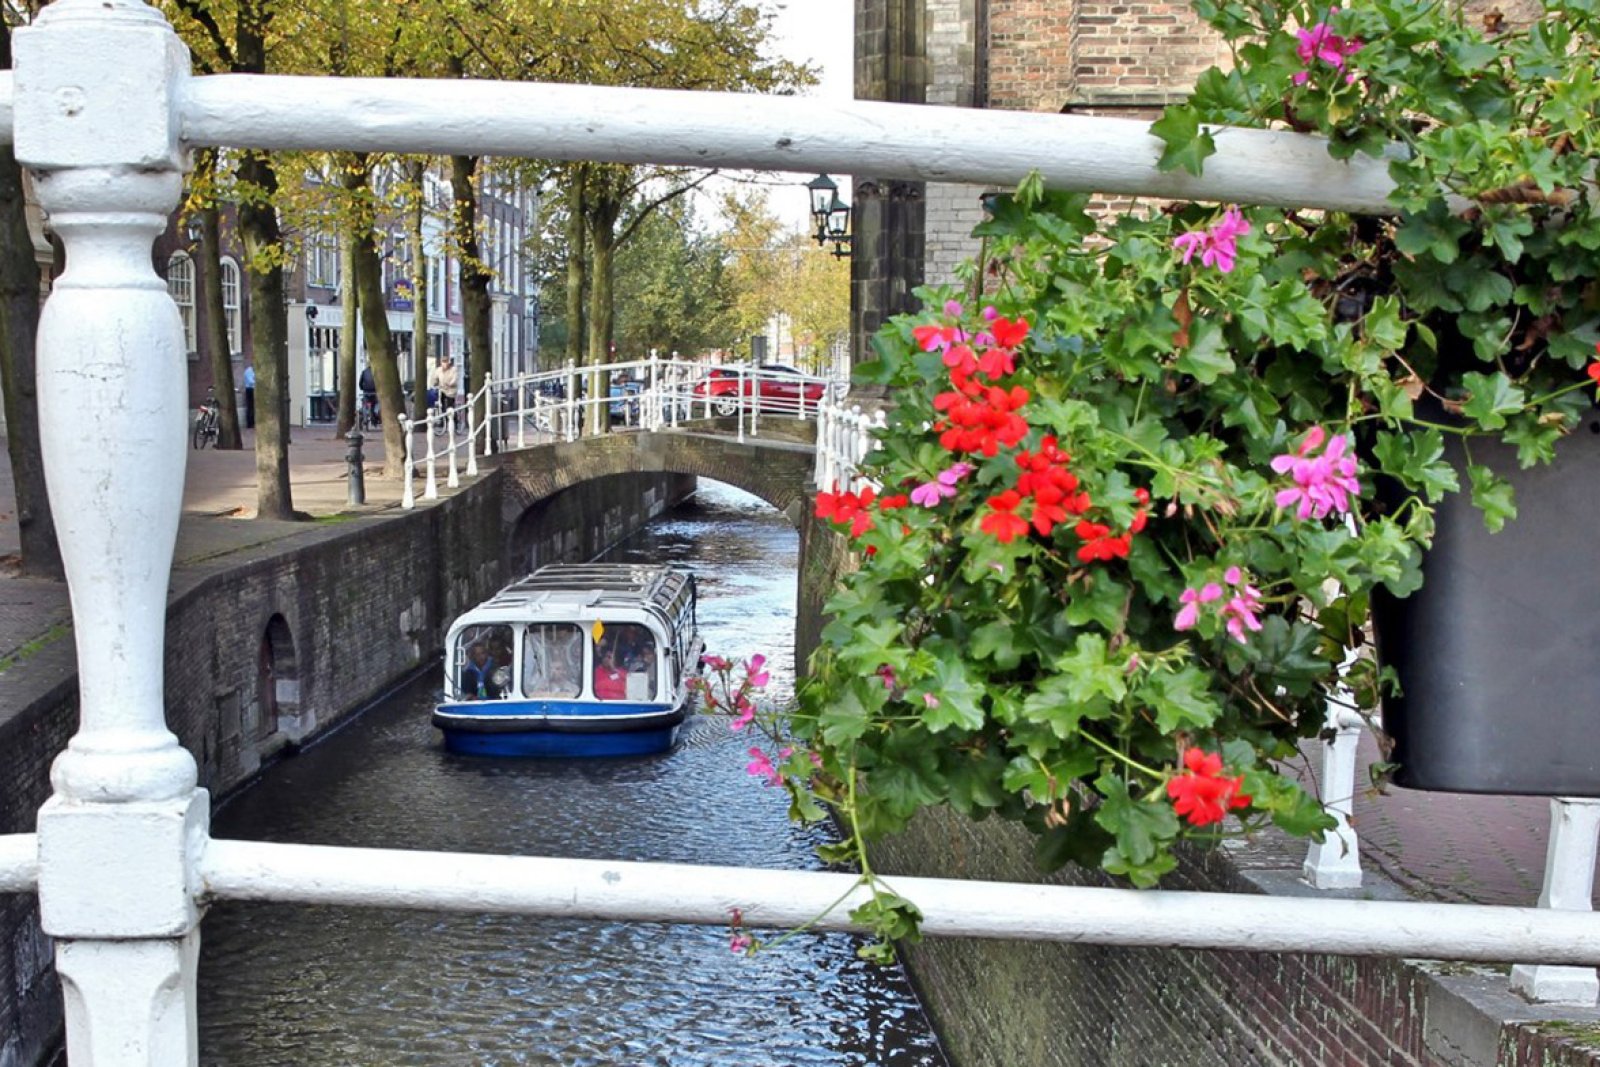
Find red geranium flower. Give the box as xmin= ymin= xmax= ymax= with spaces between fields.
xmin=1166 ymin=748 xmax=1252 ymax=826
xmin=980 ymin=491 xmax=1031 ymax=542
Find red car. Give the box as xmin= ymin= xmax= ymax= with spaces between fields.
xmin=690 ymin=364 xmax=829 ymax=414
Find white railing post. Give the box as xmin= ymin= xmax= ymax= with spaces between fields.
xmin=516 ymin=380 xmax=527 ymax=450
xmin=737 ymin=365 xmax=748 ymax=444
xmin=1510 ymin=799 xmax=1600 ymax=1005
xmin=448 ymin=409 xmax=461 ymax=488
xmin=16 ymin=3 xmax=206 ymax=1064
xmin=649 ymin=353 xmax=661 ymax=431
xmin=1303 ymin=703 xmax=1364 ymax=889
xmin=481 ymin=373 xmax=494 ymax=460
xmin=401 ymin=416 xmax=416 ymax=508
xmin=565 ymin=359 xmax=578 ymax=443
xmin=424 ymin=408 xmax=439 ymax=500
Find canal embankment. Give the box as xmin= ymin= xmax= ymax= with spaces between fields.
xmin=0 ymin=432 xmax=690 ymax=1067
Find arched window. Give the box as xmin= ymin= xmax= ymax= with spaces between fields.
xmin=220 ymin=257 xmax=242 ymax=355
xmin=166 ymin=252 xmax=196 ymax=356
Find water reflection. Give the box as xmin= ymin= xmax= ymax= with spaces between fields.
xmin=198 ymin=481 xmax=948 ymax=1066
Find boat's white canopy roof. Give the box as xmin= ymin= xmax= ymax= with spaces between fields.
xmin=447 ymin=564 xmax=693 ymax=637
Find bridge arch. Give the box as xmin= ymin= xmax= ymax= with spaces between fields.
xmin=499 ymin=431 xmax=817 ymax=541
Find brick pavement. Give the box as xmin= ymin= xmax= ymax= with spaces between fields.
xmin=0 ymin=424 xmax=1588 ymax=917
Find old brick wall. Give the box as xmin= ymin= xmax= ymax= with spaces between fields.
xmin=509 ymin=472 xmax=696 ymax=575
xmin=870 ymin=807 xmax=1600 ymax=1067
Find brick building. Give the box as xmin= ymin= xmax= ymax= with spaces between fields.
xmin=851 ymin=0 xmax=1227 ymax=359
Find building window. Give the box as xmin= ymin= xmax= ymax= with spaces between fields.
xmin=427 ymin=254 xmax=445 ymax=317
xmin=220 ymin=257 xmax=242 ymax=355
xmin=307 ymin=230 xmax=339 ymax=289
xmin=166 ymin=252 xmax=196 ymax=357
xmin=449 ymin=258 xmax=460 ymax=314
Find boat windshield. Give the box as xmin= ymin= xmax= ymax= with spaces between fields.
xmin=593 ymin=622 xmax=659 ymax=702
xmin=454 ymin=624 xmax=513 ymax=701
xmin=522 ymin=623 xmax=584 ymax=699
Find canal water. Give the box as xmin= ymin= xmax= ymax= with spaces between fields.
xmin=197 ymin=482 xmax=950 ymax=1067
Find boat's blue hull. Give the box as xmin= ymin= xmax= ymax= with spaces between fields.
xmin=432 ymin=698 xmax=686 ymax=758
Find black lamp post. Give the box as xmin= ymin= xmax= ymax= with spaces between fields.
xmin=805 ymin=174 xmax=852 ymax=259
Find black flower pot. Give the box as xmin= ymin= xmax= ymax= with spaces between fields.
xmin=1371 ymin=407 xmax=1600 ymax=795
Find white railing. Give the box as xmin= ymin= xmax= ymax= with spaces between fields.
xmin=6 ymin=2 xmax=1599 ymax=1063
xmin=814 ymin=403 xmax=886 ymax=495
xmin=399 ymin=354 xmax=852 ymax=506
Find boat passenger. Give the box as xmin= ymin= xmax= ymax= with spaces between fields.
xmin=594 ymin=639 xmax=628 ymax=701
xmin=461 ymin=642 xmax=503 ymax=700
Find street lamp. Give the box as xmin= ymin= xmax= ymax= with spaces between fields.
xmin=805 ymin=174 xmax=852 ymax=259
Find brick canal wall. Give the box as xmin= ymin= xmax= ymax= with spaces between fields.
xmin=868 ymin=802 xmax=1600 ymax=1067
xmin=0 ymin=464 xmax=689 ymax=1067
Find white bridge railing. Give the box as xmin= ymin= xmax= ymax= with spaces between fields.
xmin=4 ymin=1 xmax=1598 ymax=1064
xmin=397 ymin=355 xmax=860 ymax=507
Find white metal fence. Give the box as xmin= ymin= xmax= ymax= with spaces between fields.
xmin=2 ymin=1 xmax=1597 ymax=1063
xmin=397 ymin=356 xmax=856 ymax=506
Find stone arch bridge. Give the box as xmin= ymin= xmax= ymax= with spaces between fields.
xmin=495 ymin=429 xmax=846 ymax=664
xmin=498 ymin=429 xmax=818 ymax=531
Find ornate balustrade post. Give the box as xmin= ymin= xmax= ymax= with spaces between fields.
xmin=424 ymin=409 xmax=439 ymax=500
xmin=14 ymin=2 xmax=206 ymax=1063
xmin=1511 ymin=799 xmax=1600 ymax=1005
xmin=401 ymin=416 xmax=416 ymax=508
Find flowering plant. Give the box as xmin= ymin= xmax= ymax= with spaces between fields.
xmin=784 ymin=0 xmax=1600 ymax=941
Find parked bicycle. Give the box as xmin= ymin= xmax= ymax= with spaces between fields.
xmin=358 ymin=392 xmax=380 ymax=431
xmin=192 ymin=388 xmax=220 ymax=450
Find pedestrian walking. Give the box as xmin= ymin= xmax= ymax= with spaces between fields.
xmin=242 ymin=363 xmax=256 ymax=429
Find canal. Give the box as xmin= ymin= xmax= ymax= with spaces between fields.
xmin=197 ymin=481 xmax=950 ymax=1066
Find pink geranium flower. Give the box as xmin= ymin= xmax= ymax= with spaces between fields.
xmin=1272 ymin=427 xmax=1361 ymax=521
xmin=746 ymin=747 xmax=782 ymax=786
xmin=1173 ymin=208 xmax=1251 ymax=274
xmin=1292 ymin=15 xmax=1363 ymax=85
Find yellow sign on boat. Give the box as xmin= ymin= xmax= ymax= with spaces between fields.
xmin=591 ymin=619 xmax=605 ymax=644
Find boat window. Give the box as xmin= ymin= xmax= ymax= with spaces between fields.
xmin=593 ymin=622 xmax=658 ymax=702
xmin=454 ymin=624 xmax=513 ymax=701
xmin=522 ymin=623 xmax=583 ymax=699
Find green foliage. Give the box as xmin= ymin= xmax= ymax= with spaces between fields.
xmin=783 ymin=0 xmax=1600 ymax=952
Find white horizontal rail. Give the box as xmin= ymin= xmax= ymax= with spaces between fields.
xmin=200 ymin=838 xmax=1600 ymax=966
xmin=0 ymin=834 xmax=37 ymax=893
xmin=181 ymin=75 xmax=1402 ymax=213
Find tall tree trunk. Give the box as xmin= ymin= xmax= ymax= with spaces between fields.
xmin=583 ymin=202 xmax=619 ymax=437
xmin=335 ymin=209 xmax=359 ymax=436
xmin=344 ymin=155 xmax=407 ymax=479
xmin=449 ymin=153 xmax=493 ymax=434
xmin=0 ymin=21 xmax=61 ymax=577
xmin=198 ymin=202 xmax=242 ymax=450
xmin=408 ymin=158 xmax=428 ymax=422
xmin=564 ymin=171 xmax=587 ymax=374
xmin=236 ymin=2 xmax=295 ymax=519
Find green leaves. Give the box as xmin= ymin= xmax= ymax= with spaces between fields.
xmin=789 ymin=0 xmax=1600 ymax=955
xmin=1150 ymin=105 xmax=1218 ymax=177
xmin=1467 ymin=463 xmax=1518 ymax=532
xmin=1094 ymin=775 xmax=1181 ymax=888
xmin=1459 ymin=372 xmax=1526 ymax=431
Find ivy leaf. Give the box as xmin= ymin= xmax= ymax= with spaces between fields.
xmin=1459 ymin=371 xmax=1526 ymax=431
xmin=1175 ymin=318 xmax=1236 ymax=384
xmin=818 ymin=681 xmax=877 ymax=746
xmin=919 ymin=656 xmax=987 ymax=733
xmin=1362 ymin=296 xmax=1408 ymax=351
xmin=1094 ymin=774 xmax=1180 ymax=876
xmin=1467 ymin=463 xmax=1518 ymax=533
xmin=970 ymin=620 xmax=1026 ymax=670
xmin=1149 ymin=105 xmax=1217 ymax=177
xmin=1372 ymin=428 xmax=1460 ymax=501
xmin=1054 ymin=634 xmax=1130 ymax=705
xmin=1137 ymin=666 xmax=1222 ymax=733
xmin=1063 ymin=574 xmax=1128 ymax=633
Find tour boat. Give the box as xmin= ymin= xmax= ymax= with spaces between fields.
xmin=433 ymin=563 xmax=704 ymax=757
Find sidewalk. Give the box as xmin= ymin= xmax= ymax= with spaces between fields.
xmin=0 ymin=425 xmax=1584 ymax=915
